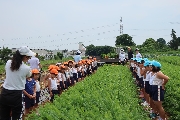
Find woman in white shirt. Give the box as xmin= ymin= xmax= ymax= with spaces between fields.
xmin=0 ymin=46 xmax=34 ymax=120
xmin=119 ymin=49 xmax=125 ymax=66
xmin=135 ymin=48 xmax=142 ymax=59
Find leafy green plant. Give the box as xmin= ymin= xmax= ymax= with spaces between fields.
xmin=157 ymin=58 xmax=180 ymax=120
xmin=27 ymin=65 xmax=149 ymax=120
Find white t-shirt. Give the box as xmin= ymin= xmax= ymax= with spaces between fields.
xmin=3 ymin=60 xmax=32 ymax=90
xmin=136 ymin=52 xmax=142 ymax=58
xmin=27 ymin=56 xmax=40 ymax=70
xmin=119 ymin=53 xmax=125 ymax=61
xmin=35 ymin=81 xmax=41 ymax=92
xmin=49 ymin=78 xmax=58 ymax=90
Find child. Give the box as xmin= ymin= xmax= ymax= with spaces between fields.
xmin=60 ymin=65 xmax=68 ymax=90
xmin=23 ymin=70 xmax=36 ymax=115
xmin=150 ymin=61 xmax=169 ymax=120
xmin=68 ymin=61 xmax=75 ymax=86
xmin=32 ymin=69 xmax=41 ymax=111
xmin=92 ymin=58 xmax=98 ymax=73
xmin=72 ymin=63 xmax=78 ymax=83
xmin=64 ymin=62 xmax=71 ymax=88
xmin=77 ymin=62 xmax=82 ymax=82
xmin=48 ymin=69 xmax=59 ymax=102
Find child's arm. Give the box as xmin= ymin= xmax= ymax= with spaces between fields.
xmin=33 ymin=83 xmax=36 ymax=99
xmin=23 ymin=90 xmax=33 ymax=99
xmin=61 ymin=74 xmax=65 ymax=87
xmin=43 ymin=73 xmax=50 ymax=87
xmin=48 ymin=79 xmax=53 ymax=97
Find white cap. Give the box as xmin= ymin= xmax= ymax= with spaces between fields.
xmin=120 ymin=49 xmax=124 ymax=51
xmin=56 ymin=63 xmax=61 ymax=65
xmin=18 ymin=46 xmax=35 ymax=56
xmin=135 ymin=48 xmax=139 ymax=51
xmin=77 ymin=50 xmax=81 ymax=54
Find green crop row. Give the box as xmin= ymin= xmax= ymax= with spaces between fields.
xmin=27 ymin=65 xmax=149 ymax=120
xmin=156 ymin=56 xmax=180 ymax=66
xmin=157 ymin=60 xmax=180 ymax=120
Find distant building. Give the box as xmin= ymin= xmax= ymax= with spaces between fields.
xmin=7 ymin=42 xmax=86 ymax=59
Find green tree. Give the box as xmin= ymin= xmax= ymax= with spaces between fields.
xmin=115 ymin=34 xmax=136 ymax=47
xmin=0 ymin=47 xmax=12 ymax=64
xmin=57 ymin=52 xmax=63 ymax=60
xmin=157 ymin=38 xmax=166 ymax=45
xmin=140 ymin=38 xmax=157 ymax=53
xmin=85 ymin=45 xmax=114 ymax=56
xmin=167 ymin=29 xmax=180 ymax=50
xmin=156 ymin=38 xmax=170 ymax=52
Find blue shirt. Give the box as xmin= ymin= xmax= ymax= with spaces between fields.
xmin=25 ymin=78 xmax=36 ymax=95
xmin=74 ymin=55 xmax=82 ymax=63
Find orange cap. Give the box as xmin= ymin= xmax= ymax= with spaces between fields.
xmin=48 ymin=65 xmax=56 ymax=71
xmin=68 ymin=60 xmax=73 ymax=63
xmin=55 ymin=66 xmax=60 ymax=70
xmin=31 ymin=69 xmax=40 ymax=74
xmin=50 ymin=69 xmax=58 ymax=75
xmin=60 ymin=65 xmax=65 ymax=69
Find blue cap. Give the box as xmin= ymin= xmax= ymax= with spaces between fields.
xmin=144 ymin=61 xmax=150 ymax=66
xmin=143 ymin=58 xmax=148 ymax=61
xmin=151 ymin=61 xmax=161 ymax=68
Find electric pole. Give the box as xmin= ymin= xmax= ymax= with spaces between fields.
xmin=120 ymin=17 xmax=123 ymax=35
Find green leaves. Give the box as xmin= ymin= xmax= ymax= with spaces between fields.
xmin=27 ymin=65 xmax=149 ymax=120
xmin=158 ymin=57 xmax=180 ymax=120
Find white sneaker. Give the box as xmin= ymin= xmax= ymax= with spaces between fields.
xmin=142 ymin=101 xmax=149 ymax=106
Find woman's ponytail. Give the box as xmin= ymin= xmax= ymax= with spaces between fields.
xmin=10 ymin=50 xmax=24 ymax=71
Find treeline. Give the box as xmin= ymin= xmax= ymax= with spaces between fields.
xmin=85 ymin=29 xmax=180 ymax=56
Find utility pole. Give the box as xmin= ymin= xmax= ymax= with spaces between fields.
xmin=120 ymin=17 xmax=123 ymax=35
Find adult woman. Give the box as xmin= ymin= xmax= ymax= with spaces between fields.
xmin=0 ymin=46 xmax=34 ymax=120
xmin=119 ymin=49 xmax=125 ymax=66
xmin=73 ymin=50 xmax=82 ymax=64
xmin=135 ymin=48 xmax=142 ymax=58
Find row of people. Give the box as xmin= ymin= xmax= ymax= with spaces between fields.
xmin=129 ymin=58 xmax=169 ymax=120
xmin=23 ymin=58 xmax=98 ymax=116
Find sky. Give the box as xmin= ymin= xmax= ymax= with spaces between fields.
xmin=0 ymin=0 xmax=180 ymax=50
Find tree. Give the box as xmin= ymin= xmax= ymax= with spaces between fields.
xmin=85 ymin=44 xmax=96 ymax=56
xmin=140 ymin=38 xmax=157 ymax=52
xmin=57 ymin=52 xmax=63 ymax=60
xmin=156 ymin=38 xmax=170 ymax=51
xmin=157 ymin=38 xmax=166 ymax=45
xmin=115 ymin=34 xmax=136 ymax=47
xmin=85 ymin=45 xmax=114 ymax=56
xmin=167 ymin=29 xmax=180 ymax=50
xmin=0 ymin=47 xmax=12 ymax=64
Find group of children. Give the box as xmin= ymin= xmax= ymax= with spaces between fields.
xmin=129 ymin=58 xmax=169 ymax=120
xmin=23 ymin=57 xmax=98 ymax=116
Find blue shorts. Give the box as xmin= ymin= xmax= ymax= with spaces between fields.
xmin=151 ymin=85 xmax=165 ymax=101
xmin=70 ymin=77 xmax=75 ymax=84
xmin=144 ymin=81 xmax=150 ymax=94
xmin=149 ymin=85 xmax=153 ymax=98
xmin=94 ymin=66 xmax=97 ymax=70
xmin=139 ymin=77 xmax=144 ymax=88
xmin=36 ymin=91 xmax=41 ymax=104
xmin=24 ymin=95 xmax=35 ymax=109
xmin=50 ymin=90 xmax=59 ymax=102
xmin=78 ymin=72 xmax=82 ymax=78
xmin=73 ymin=73 xmax=77 ymax=82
